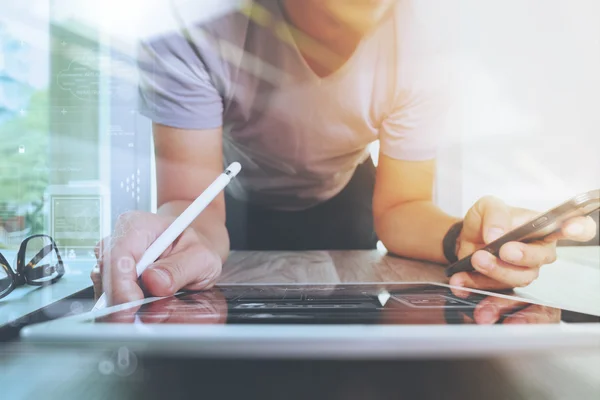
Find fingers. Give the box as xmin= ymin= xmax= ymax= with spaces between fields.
xmin=95 ymin=211 xmax=224 ymax=307
xmin=456 ymin=240 xmax=478 ymax=260
xmin=450 ymin=240 xmax=551 ymax=293
xmin=498 ymin=241 xmax=557 ymax=268
xmin=94 ymin=236 xmax=109 ymax=262
xmin=103 ymin=303 xmax=142 ymax=324
xmin=141 ymin=233 xmax=222 ymax=298
xmin=449 ymin=271 xmax=513 ymax=297
xmin=503 ymin=304 xmax=561 ymax=324
xmin=470 ymin=250 xmax=540 ymax=288
xmin=101 ymin=211 xmax=172 ymax=306
xmin=94 ymin=237 xmax=111 ymax=279
xmin=90 ymin=264 xmax=102 ymax=301
xmin=447 ymin=280 xmax=561 ymax=325
xmin=473 ymin=296 xmax=528 ymax=324
xmin=560 ymin=216 xmax=597 ymax=242
xmin=462 ymin=196 xmax=513 ymax=244
xmin=480 ymin=197 xmax=513 ymax=244
xmin=103 ymin=247 xmax=145 ymax=306
xmin=456 ymin=196 xmax=596 ymax=292
xmin=92 ymin=236 xmax=110 ymax=300
xmin=137 ymin=298 xmax=176 ymax=324
xmin=139 ymin=292 xmax=227 ymax=324
xmin=473 ymin=296 xmax=560 ymax=325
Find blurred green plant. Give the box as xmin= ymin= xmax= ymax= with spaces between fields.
xmin=0 ymin=89 xmax=49 ymax=235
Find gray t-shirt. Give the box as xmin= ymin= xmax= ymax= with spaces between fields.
xmin=138 ymin=0 xmax=447 ymax=210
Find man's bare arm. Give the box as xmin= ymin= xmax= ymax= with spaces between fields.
xmin=153 ymin=123 xmax=230 ymax=261
xmin=373 ymin=154 xmax=459 ymax=264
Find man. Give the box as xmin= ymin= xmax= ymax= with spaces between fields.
xmin=94 ymin=0 xmax=596 ymax=314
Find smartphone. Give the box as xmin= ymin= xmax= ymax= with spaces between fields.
xmin=445 ymin=189 xmax=600 ymax=277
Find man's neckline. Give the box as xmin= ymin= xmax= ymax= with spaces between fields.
xmin=273 ymin=0 xmax=366 ymax=82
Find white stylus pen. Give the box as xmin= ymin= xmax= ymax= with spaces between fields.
xmin=92 ymin=162 xmax=242 ymax=311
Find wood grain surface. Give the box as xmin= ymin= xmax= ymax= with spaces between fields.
xmin=219 ymin=250 xmax=448 ymax=284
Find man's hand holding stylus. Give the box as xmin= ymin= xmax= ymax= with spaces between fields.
xmin=91 ymin=211 xmax=222 ymax=306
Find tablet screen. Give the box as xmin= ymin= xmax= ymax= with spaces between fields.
xmin=94 ymin=284 xmax=599 ymax=326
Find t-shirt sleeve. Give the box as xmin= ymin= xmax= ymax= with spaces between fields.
xmin=378 ymin=66 xmax=451 ymax=161
xmin=137 ymin=34 xmax=223 ymax=130
xmin=378 ymin=4 xmax=453 ymax=162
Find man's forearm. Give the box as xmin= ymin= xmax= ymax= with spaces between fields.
xmin=157 ymin=200 xmax=230 ymax=262
xmin=375 ymin=200 xmax=460 ymax=264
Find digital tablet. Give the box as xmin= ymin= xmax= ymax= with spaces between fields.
xmin=21 ymin=283 xmax=600 ymax=359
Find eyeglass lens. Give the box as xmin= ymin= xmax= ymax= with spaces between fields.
xmin=23 ymin=236 xmax=61 ymax=284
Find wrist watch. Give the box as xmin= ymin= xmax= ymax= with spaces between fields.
xmin=443 ymin=221 xmax=463 ymax=264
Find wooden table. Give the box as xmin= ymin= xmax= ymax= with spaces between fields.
xmin=1 ymin=249 xmax=599 ymax=400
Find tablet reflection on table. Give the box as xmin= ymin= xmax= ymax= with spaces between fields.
xmin=96 ymin=289 xmax=228 ymax=325
xmin=444 ymin=287 xmax=561 ymax=325
xmin=94 ymin=284 xmax=561 ymax=326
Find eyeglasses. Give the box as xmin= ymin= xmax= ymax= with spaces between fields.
xmin=0 ymin=234 xmax=65 ymax=299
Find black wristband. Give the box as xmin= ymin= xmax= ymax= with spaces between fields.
xmin=443 ymin=221 xmax=463 ymax=264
